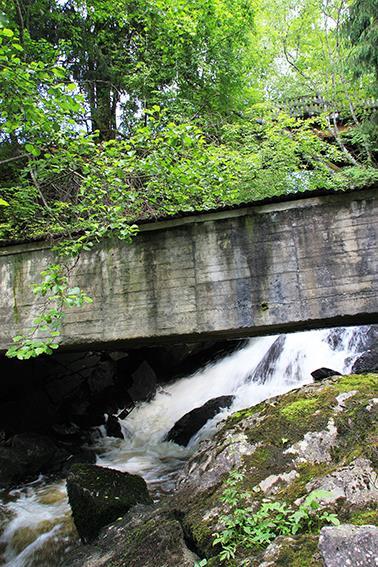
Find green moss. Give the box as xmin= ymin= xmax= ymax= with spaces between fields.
xmin=274 ymin=535 xmax=322 ymax=567
xmin=181 ymin=373 xmax=378 ymax=562
xmin=226 ymin=401 xmax=265 ymax=424
xmin=349 ymin=508 xmax=378 ymax=526
xmin=281 ymin=398 xmax=319 ymax=421
xmin=277 ymin=462 xmax=336 ymax=504
xmin=333 ymin=373 xmax=378 ymax=393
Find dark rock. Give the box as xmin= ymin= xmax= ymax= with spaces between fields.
xmin=0 ymin=433 xmax=58 ymax=488
xmin=60 ymin=505 xmax=198 ymax=567
xmin=12 ymin=433 xmax=58 ymax=472
xmin=311 ymin=367 xmax=342 ymax=381
xmin=0 ymin=392 xmax=58 ymax=432
xmin=351 ymin=348 xmax=378 ymax=374
xmin=51 ymin=422 xmax=83 ymax=441
xmin=128 ymin=360 xmax=158 ymax=402
xmin=87 ymin=360 xmax=115 ymax=394
xmin=166 ymin=339 xmax=247 ymax=381
xmin=166 ymin=395 xmax=235 ymax=446
xmin=62 ymin=449 xmax=96 ymax=475
xmin=45 ymin=375 xmax=84 ymax=405
xmin=319 ymin=524 xmax=378 ymax=567
xmin=105 ymin=415 xmax=123 ymax=439
xmin=0 ymin=447 xmax=27 ymax=488
xmin=66 ymin=464 xmax=152 ymax=543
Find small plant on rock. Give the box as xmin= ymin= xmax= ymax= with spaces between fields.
xmin=212 ymin=470 xmax=339 ymax=562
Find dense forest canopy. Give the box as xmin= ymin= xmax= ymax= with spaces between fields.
xmin=0 ymin=0 xmax=377 ymax=243
xmin=0 ymin=0 xmax=377 ymax=358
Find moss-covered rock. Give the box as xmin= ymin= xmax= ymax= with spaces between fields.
xmin=60 ymin=505 xmax=198 ymax=567
xmin=66 ymin=464 xmax=152 ymax=543
xmin=174 ymin=373 xmax=378 ymax=564
xmin=62 ymin=373 xmax=378 ymax=566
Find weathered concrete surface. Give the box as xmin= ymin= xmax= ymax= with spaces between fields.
xmin=0 ymin=189 xmax=377 ymax=351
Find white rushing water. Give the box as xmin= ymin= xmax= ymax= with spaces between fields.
xmin=0 ymin=325 xmax=371 ymax=566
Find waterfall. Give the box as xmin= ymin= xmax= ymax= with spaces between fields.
xmin=0 ymin=325 xmax=372 ymax=566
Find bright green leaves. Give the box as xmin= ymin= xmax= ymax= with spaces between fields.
xmin=0 ymin=26 xmax=84 ymax=150
xmin=6 ymin=264 xmax=92 ymax=360
xmin=212 ymin=470 xmax=340 ymax=562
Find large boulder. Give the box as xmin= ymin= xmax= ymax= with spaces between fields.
xmin=173 ymin=373 xmax=378 ymax=561
xmin=60 ymin=505 xmax=198 ymax=567
xmin=58 ymin=373 xmax=378 ymax=567
xmin=166 ymin=395 xmax=235 ymax=446
xmin=319 ymin=524 xmax=378 ymax=567
xmin=66 ymin=464 xmax=152 ymax=543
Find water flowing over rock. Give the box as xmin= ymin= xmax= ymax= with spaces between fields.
xmin=247 ymin=336 xmax=286 ymax=383
xmin=66 ymin=464 xmax=152 ymax=543
xmin=0 ymin=325 xmax=376 ymax=565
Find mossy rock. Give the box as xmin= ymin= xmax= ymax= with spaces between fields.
xmin=175 ymin=373 xmax=378 ymax=562
xmin=60 ymin=506 xmax=198 ymax=567
xmin=66 ymin=464 xmax=152 ymax=543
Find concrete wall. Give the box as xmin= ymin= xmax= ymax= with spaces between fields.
xmin=0 ymin=189 xmax=377 ymax=351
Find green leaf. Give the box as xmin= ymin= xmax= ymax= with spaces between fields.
xmin=1 ymin=28 xmax=14 ymax=38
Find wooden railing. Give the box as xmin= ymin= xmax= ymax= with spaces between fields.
xmin=280 ymin=95 xmax=378 ymax=119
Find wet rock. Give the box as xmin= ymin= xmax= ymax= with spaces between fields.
xmin=12 ymin=433 xmax=58 ymax=470
xmin=66 ymin=464 xmax=152 ymax=543
xmin=0 ymin=447 xmax=27 ymax=488
xmin=166 ymin=395 xmax=235 ymax=446
xmin=248 ymin=336 xmax=286 ymax=383
xmin=311 ymin=367 xmax=341 ymax=381
xmin=319 ymin=524 xmax=378 ymax=567
xmin=351 ymin=347 xmax=378 ymax=374
xmin=105 ymin=415 xmax=123 ymax=439
xmin=0 ymin=434 xmax=59 ymax=488
xmin=62 ymin=448 xmax=96 ymax=475
xmin=128 ymin=360 xmax=158 ymax=402
xmin=60 ymin=505 xmax=198 ymax=567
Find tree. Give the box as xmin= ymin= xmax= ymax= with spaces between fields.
xmin=345 ymin=0 xmax=378 ymax=80
xmin=3 ymin=0 xmax=256 ymax=139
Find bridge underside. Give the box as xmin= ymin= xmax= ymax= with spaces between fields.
xmin=0 ymin=188 xmax=377 ymax=352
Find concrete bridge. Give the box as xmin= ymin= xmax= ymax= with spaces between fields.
xmin=0 ymin=188 xmax=377 ymax=352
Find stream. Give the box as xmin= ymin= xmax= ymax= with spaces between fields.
xmin=0 ymin=325 xmax=371 ymax=566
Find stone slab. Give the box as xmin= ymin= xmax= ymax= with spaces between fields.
xmin=0 ymin=189 xmax=377 ymax=350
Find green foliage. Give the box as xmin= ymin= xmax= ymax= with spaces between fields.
xmin=0 ymin=0 xmax=377 ymax=359
xmin=345 ymin=0 xmax=378 ymax=80
xmin=1 ymin=0 xmax=256 ymax=138
xmin=212 ymin=470 xmax=340 ymax=562
xmin=0 ymin=26 xmax=83 ymax=148
xmin=6 ymin=264 xmax=92 ymax=359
